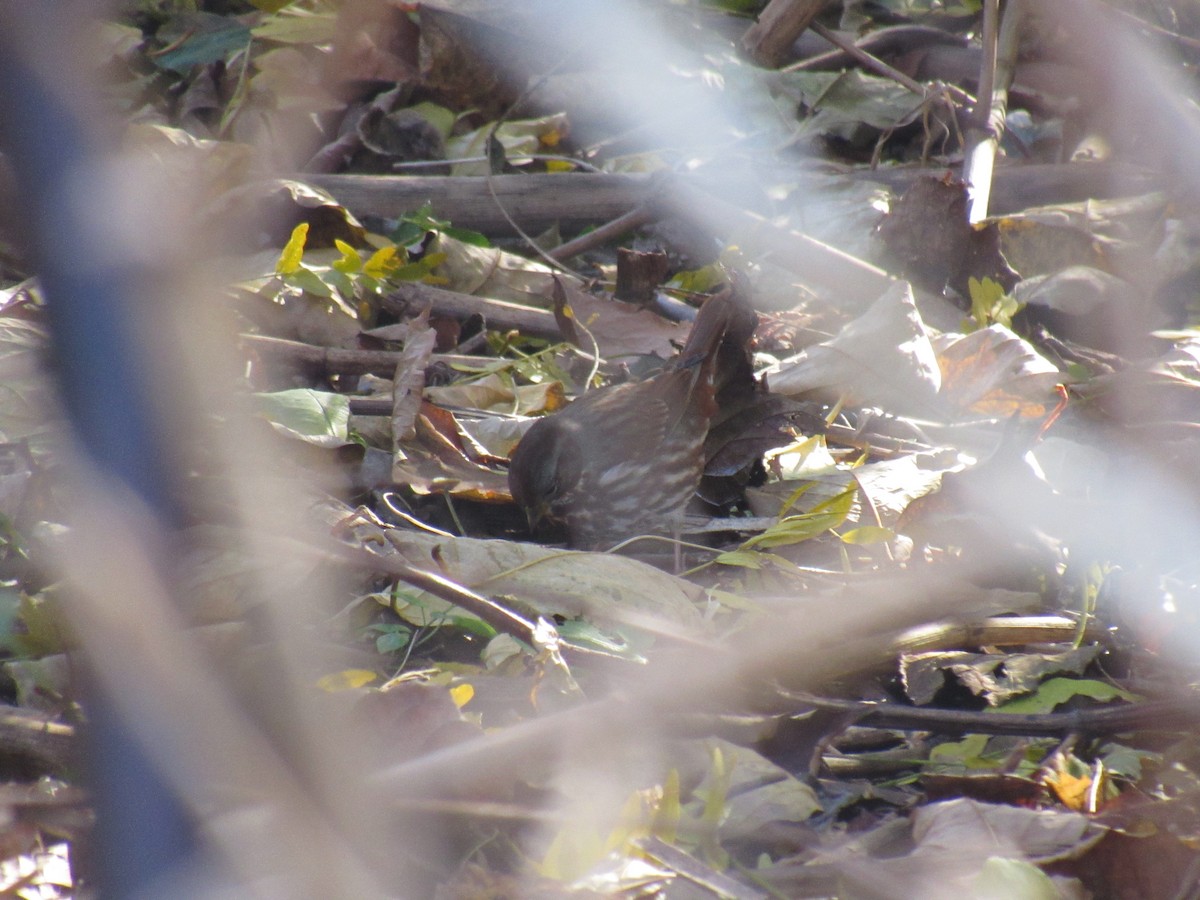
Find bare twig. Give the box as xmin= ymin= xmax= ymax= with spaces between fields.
xmin=546 ymin=202 xmax=659 ymax=262
xmin=806 ymin=21 xmax=928 ymax=96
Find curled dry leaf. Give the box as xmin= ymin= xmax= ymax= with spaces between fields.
xmin=392 ymin=400 xmax=510 ymax=500
xmin=391 ymin=309 xmax=436 ymax=443
xmin=425 ymin=373 xmax=566 ymax=416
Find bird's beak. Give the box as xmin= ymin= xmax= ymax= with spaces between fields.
xmin=525 ymin=500 xmax=549 ymax=532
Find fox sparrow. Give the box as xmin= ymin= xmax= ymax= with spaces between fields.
xmin=508 ymin=287 xmax=751 ymax=549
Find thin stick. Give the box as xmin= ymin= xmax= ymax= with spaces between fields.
xmin=807 ymin=21 xmax=927 ymax=96
xmin=547 ymin=203 xmax=658 ymax=262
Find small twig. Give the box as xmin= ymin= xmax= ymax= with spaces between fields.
xmin=390 ymin=154 xmax=604 ymax=173
xmin=806 ymin=21 xmax=927 ymax=96
xmin=547 ymin=202 xmax=659 ymax=262
xmin=333 ymin=541 xmax=631 ymax=666
xmin=787 ymin=693 xmax=1200 ymax=739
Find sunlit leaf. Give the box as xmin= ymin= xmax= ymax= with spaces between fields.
xmin=364 ymin=245 xmax=403 ymax=279
xmin=992 ymin=677 xmax=1136 ymax=715
xmin=713 ymin=549 xmax=765 ymax=569
xmin=331 ymin=240 xmax=362 ymax=274
xmin=277 ymin=222 xmax=308 ymax=274
xmin=1046 ymin=764 xmax=1092 ymax=811
xmin=440 ymin=225 xmax=491 ymax=247
xmin=255 ymin=388 xmax=350 ymax=440
xmin=839 ymin=525 xmax=894 ymax=545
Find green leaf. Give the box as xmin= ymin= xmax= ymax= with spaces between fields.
xmin=284 ymin=267 xmax=333 ymax=298
xmin=441 ymin=224 xmax=491 ymax=247
xmin=372 ymin=625 xmax=412 ymax=655
xmin=713 ymin=549 xmax=765 ymax=569
xmin=1097 ymin=742 xmax=1155 ymax=780
xmin=153 ymin=14 xmax=252 ymax=73
xmin=993 ymin=677 xmax=1137 ymax=715
xmin=0 ymin=586 xmax=25 ymax=657
xmin=555 ymin=620 xmax=644 ymax=661
xmin=392 ymin=252 xmax=447 ymax=282
xmin=667 ymin=264 xmax=726 ymax=293
xmin=928 ymin=733 xmax=999 ymax=770
xmin=255 ymin=389 xmax=350 ymax=440
xmin=743 ymin=513 xmax=837 ymax=549
xmin=390 ymin=220 xmax=427 ymax=248
xmin=390 ymin=203 xmax=491 ymax=249
xmin=967 ymin=276 xmax=1022 ymax=330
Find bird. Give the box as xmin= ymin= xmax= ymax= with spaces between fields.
xmin=507 ymin=286 xmax=750 ymax=550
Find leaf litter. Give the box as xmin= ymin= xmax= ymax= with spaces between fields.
xmin=5 ymin=0 xmax=1200 ymax=896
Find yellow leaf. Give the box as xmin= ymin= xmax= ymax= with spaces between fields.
xmin=545 ymin=159 xmax=575 ymax=173
xmin=839 ymin=526 xmax=894 ymax=545
xmin=651 ymin=769 xmax=681 ymax=843
xmin=364 ymin=245 xmax=402 ymax=278
xmin=1047 ymin=768 xmax=1091 ymax=810
xmin=332 ymin=239 xmax=362 ymax=273
xmin=277 ymin=222 xmax=308 ymax=274
xmin=449 ymin=683 xmax=474 ymax=708
xmin=316 ymin=669 xmax=376 ymax=692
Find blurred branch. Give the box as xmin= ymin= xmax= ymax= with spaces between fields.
xmin=964 ymin=0 xmax=1025 ymax=222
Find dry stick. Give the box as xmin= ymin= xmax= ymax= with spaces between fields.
xmin=390 ymin=154 xmax=606 ymax=174
xmin=546 ymin=202 xmax=659 ymax=262
xmin=240 ymin=334 xmax=509 ymax=382
xmin=380 ymin=282 xmax=560 ymax=339
xmin=334 ymin=541 xmax=630 ymax=667
xmin=300 ymin=167 xmax=1156 ymax=237
xmin=0 ymin=705 xmax=75 ymax=776
xmin=741 ymin=0 xmax=826 ymax=68
xmin=963 ymin=0 xmax=1025 ymax=223
xmin=807 ymin=21 xmax=927 ymax=96
xmin=792 ymin=693 xmax=1200 ymax=738
xmin=301 ymin=172 xmax=647 ymax=235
